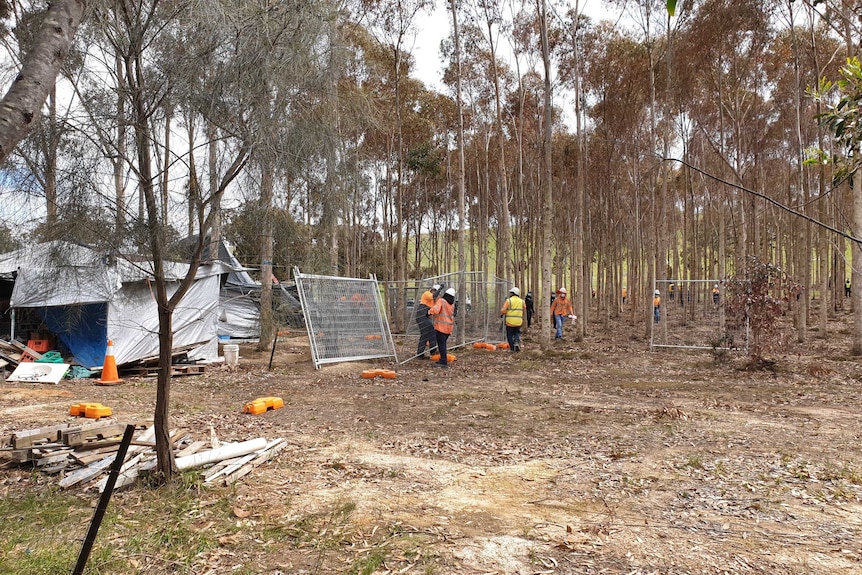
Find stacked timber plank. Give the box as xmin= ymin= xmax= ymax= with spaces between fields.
xmin=0 ymin=338 xmax=44 ymax=369
xmin=0 ymin=420 xmax=284 ymax=490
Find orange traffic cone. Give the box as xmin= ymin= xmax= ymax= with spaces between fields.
xmin=95 ymin=339 xmax=124 ymax=386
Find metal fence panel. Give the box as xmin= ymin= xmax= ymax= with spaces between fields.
xmin=389 ymin=272 xmax=509 ymax=362
xmin=651 ymin=279 xmax=747 ymax=352
xmin=294 ymin=268 xmax=397 ymax=369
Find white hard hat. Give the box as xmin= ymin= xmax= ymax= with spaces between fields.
xmin=558 ymin=287 xmax=567 ymax=294
xmin=445 ymin=287 xmax=456 ymax=297
xmin=510 ymin=287 xmax=520 ymax=296
xmin=432 ymin=284 xmax=441 ymax=291
xmin=655 ymin=289 xmax=660 ymax=295
xmin=714 ymin=284 xmax=718 ymax=288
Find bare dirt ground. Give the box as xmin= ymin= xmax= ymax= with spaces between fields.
xmin=2 ymin=310 xmax=862 ymax=574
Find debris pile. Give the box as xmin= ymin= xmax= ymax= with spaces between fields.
xmin=0 ymin=420 xmax=285 ymax=490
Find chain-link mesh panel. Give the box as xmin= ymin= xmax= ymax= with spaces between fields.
xmin=651 ymin=279 xmax=747 ymax=352
xmin=388 ymin=272 xmax=509 ymax=363
xmin=294 ymin=268 xmax=396 ymax=369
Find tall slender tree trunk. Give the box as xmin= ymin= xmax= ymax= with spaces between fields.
xmin=207 ymin=122 xmax=221 ymax=258
xmin=451 ymin=0 xmax=467 ymax=347
xmin=259 ymin=163 xmax=275 ymax=352
xmin=127 ymin=48 xmax=175 ymax=481
xmin=538 ymin=0 xmax=553 ymax=350
xmin=0 ymin=0 xmax=85 ymax=164
xmin=45 ymin=87 xmax=58 ymax=226
xmin=483 ymin=8 xmax=511 ymax=285
xmin=114 ymin=54 xmax=127 ymax=244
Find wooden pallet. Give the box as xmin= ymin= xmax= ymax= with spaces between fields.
xmin=126 ymin=364 xmax=207 ymax=377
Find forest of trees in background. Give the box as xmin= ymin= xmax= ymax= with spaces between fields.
xmin=0 ymin=0 xmax=859 ymax=346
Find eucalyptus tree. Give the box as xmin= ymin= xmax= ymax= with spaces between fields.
xmin=360 ymin=0 xmax=433 ymax=286
xmin=535 ymin=0 xmax=552 ymax=349
xmin=813 ymin=58 xmax=862 ymax=354
xmin=803 ymin=0 xmax=862 ymax=353
xmin=556 ymin=5 xmax=593 ymax=338
xmin=580 ymin=20 xmax=651 ymax=318
xmin=441 ymin=21 xmax=493 ymax=278
xmin=469 ymin=0 xmax=515 ymax=285
xmin=4 ymin=4 xmax=67 ymax=229
xmin=679 ymin=0 xmax=774 ymax=273
xmin=183 ymin=0 xmax=337 ymax=349
xmin=0 ymin=0 xmax=84 ymax=165
xmin=83 ymin=0 xmax=251 ymax=480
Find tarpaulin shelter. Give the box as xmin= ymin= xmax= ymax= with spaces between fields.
xmin=0 ymin=241 xmax=231 ymax=368
xmin=216 ymin=241 xmax=303 ymax=339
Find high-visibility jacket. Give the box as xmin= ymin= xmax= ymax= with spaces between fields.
xmin=501 ymin=296 xmax=525 ymax=327
xmin=550 ymin=296 xmax=573 ymax=317
xmin=419 ymin=289 xmax=436 ymax=308
xmin=653 ymin=296 xmax=661 ymax=308
xmin=429 ymin=298 xmax=455 ymax=334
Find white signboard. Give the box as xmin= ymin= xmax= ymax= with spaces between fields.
xmin=7 ymin=363 xmax=70 ymax=384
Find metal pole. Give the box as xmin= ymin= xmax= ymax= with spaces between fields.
xmin=72 ymin=424 xmax=135 ymax=575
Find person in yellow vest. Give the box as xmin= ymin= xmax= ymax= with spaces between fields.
xmin=550 ymin=287 xmax=573 ymax=339
xmin=428 ymin=287 xmax=456 ymax=368
xmin=653 ymin=289 xmax=661 ymax=323
xmin=500 ymin=287 xmax=525 ymax=352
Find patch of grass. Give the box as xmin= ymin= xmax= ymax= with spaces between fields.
xmin=819 ymin=462 xmax=862 ymax=485
xmin=0 ymin=476 xmax=241 ymax=575
xmin=0 ymin=489 xmax=90 ymax=574
xmin=283 ymin=500 xmax=357 ymax=550
xmin=348 ymin=548 xmax=387 ymax=575
xmin=685 ymin=455 xmax=703 ymax=470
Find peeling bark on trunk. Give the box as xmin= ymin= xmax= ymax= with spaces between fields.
xmin=0 ymin=0 xmax=85 ymax=164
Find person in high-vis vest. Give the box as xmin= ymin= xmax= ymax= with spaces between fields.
xmin=500 ymin=287 xmax=525 ymax=352
xmin=429 ymin=287 xmax=456 ymax=368
xmin=550 ymin=287 xmax=573 ymax=339
xmin=653 ymin=289 xmax=662 ymax=323
xmin=415 ymin=284 xmax=440 ymax=358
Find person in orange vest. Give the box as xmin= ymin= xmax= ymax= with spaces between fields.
xmin=550 ymin=287 xmax=573 ymax=339
xmin=653 ymin=289 xmax=662 ymax=323
xmin=415 ymin=284 xmax=440 ymax=358
xmin=500 ymin=287 xmax=525 ymax=352
xmin=621 ymin=286 xmax=628 ymax=304
xmin=428 ymin=287 xmax=456 ymax=368
xmin=712 ymin=284 xmax=720 ymax=306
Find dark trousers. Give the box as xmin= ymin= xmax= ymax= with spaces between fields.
xmin=416 ymin=306 xmax=435 ymax=355
xmin=526 ymin=309 xmax=533 ymax=327
xmin=505 ymin=325 xmax=521 ymax=350
xmin=435 ymin=330 xmax=450 ymax=364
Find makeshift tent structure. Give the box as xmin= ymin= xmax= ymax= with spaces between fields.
xmin=0 ymin=241 xmax=231 ymax=368
xmin=216 ymin=241 xmax=303 ymax=339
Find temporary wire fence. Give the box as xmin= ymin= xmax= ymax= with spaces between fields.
xmin=383 ymin=272 xmax=509 ymax=363
xmin=293 ymin=268 xmax=397 ymax=369
xmin=651 ymin=279 xmax=747 ymax=352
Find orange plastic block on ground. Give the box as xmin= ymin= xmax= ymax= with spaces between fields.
xmin=243 ymin=396 xmax=285 ymax=415
xmin=431 ymin=353 xmax=457 ymax=363
xmin=70 ymin=403 xmax=113 ymax=419
xmin=361 ymin=369 xmax=397 ymax=379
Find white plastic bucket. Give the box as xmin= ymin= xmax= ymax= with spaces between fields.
xmin=223 ymin=344 xmax=239 ymax=366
